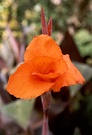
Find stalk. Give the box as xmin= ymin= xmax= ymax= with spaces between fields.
xmin=41 ymin=92 xmax=51 ymax=135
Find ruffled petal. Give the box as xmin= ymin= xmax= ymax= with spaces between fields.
xmin=6 ymin=61 xmax=55 ymax=99
xmin=32 ymin=72 xmax=61 ymax=82
xmin=30 ymin=56 xmax=67 ymax=75
xmin=53 ymin=54 xmax=85 ymax=92
xmin=30 ymin=56 xmax=58 ymax=74
xmin=24 ymin=34 xmax=62 ymax=61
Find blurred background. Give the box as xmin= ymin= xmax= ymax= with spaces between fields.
xmin=0 ymin=0 xmax=92 ymax=135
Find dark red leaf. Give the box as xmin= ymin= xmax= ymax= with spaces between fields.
xmin=60 ymin=30 xmax=84 ymax=63
xmin=6 ymin=25 xmax=20 ymax=63
xmin=19 ymin=43 xmax=25 ymax=62
xmin=0 ymin=84 xmax=12 ymax=104
xmin=0 ymin=57 xmax=7 ymax=70
xmin=41 ymin=8 xmax=48 ymax=34
xmin=47 ymin=17 xmax=52 ymax=36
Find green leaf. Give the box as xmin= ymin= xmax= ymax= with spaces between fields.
xmin=74 ymin=29 xmax=92 ymax=57
xmin=1 ymin=99 xmax=35 ymax=129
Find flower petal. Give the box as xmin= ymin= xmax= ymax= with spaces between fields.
xmin=30 ymin=56 xmax=67 ymax=75
xmin=6 ymin=61 xmax=55 ymax=99
xmin=32 ymin=72 xmax=61 ymax=82
xmin=31 ymin=56 xmax=58 ymax=74
xmin=24 ymin=34 xmax=62 ymax=61
xmin=53 ymin=54 xmax=85 ymax=92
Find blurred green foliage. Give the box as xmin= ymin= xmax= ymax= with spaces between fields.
xmin=1 ymin=99 xmax=35 ymax=128
xmin=0 ymin=0 xmax=92 ymax=135
xmin=0 ymin=0 xmax=92 ymax=43
xmin=74 ymin=29 xmax=92 ymax=57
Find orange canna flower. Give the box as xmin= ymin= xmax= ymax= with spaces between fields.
xmin=6 ymin=34 xmax=85 ymax=99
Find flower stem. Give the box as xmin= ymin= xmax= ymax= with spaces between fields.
xmin=41 ymin=92 xmax=51 ymax=135
xmin=42 ymin=110 xmax=49 ymax=135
